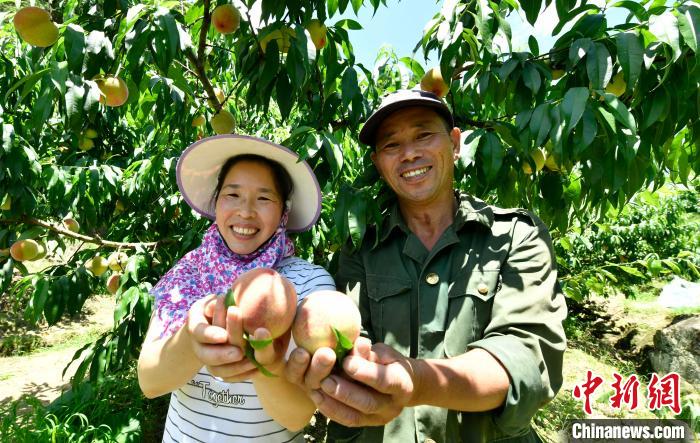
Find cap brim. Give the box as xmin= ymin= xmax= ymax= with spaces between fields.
xmin=358 ymin=97 xmax=454 ymax=146
xmin=176 ymin=135 xmax=321 ymax=232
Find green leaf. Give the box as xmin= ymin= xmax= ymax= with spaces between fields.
xmin=569 ymin=38 xmax=592 ymax=65
xmin=5 ymin=68 xmax=50 ymax=103
xmin=619 ymin=265 xmax=645 ymax=278
xmin=586 ymin=42 xmax=612 ymax=90
xmin=530 ymin=103 xmax=551 ymax=146
xmin=224 ymin=289 xmax=236 ymax=307
xmin=602 ymin=93 xmax=637 ymax=135
xmin=611 ymin=1 xmax=647 ymax=21
xmin=522 ymin=62 xmax=541 ymax=94
xmin=677 ymin=5 xmax=699 ymax=52
xmin=335 ymin=19 xmax=363 ymax=30
xmin=351 ymin=0 xmax=362 ymax=15
xmin=243 ymin=342 xmax=277 ymax=377
xmin=332 ymin=327 xmax=354 ymax=363
xmin=649 ymin=11 xmax=681 ymax=61
xmin=528 ymin=35 xmax=539 ymax=55
xmin=561 ymin=87 xmax=589 ymax=135
xmin=276 ymin=74 xmax=293 ymax=120
xmin=480 ymin=132 xmax=504 ymax=181
xmin=520 ymin=0 xmax=542 ymax=26
xmin=341 ymin=67 xmax=358 ymax=107
xmin=64 ymin=24 xmax=85 ymax=75
xmin=641 ymin=87 xmax=668 ymax=130
xmin=248 ymin=337 xmax=273 ymax=350
xmin=615 ymin=32 xmax=643 ymax=88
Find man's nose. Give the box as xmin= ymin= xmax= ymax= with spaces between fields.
xmin=399 ymin=141 xmax=421 ymax=162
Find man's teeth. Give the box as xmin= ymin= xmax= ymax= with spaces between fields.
xmin=232 ymin=226 xmax=257 ymax=235
xmin=402 ymin=167 xmax=430 ymax=178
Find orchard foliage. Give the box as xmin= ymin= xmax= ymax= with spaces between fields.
xmin=0 ymin=0 xmax=698 ymax=385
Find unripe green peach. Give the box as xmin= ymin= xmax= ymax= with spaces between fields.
xmin=86 ymin=255 xmax=109 ymax=277
xmin=108 ymin=251 xmax=128 ymax=271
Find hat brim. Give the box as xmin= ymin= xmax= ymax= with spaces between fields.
xmin=358 ymin=96 xmax=455 ymax=146
xmin=176 ymin=135 xmax=321 ymax=233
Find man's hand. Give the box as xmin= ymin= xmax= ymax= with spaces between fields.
xmin=285 ymin=337 xmax=420 ymax=427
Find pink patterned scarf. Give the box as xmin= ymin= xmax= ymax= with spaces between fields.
xmin=150 ymin=213 xmax=294 ymax=339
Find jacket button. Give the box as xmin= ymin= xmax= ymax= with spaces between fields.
xmin=425 ymin=273 xmax=439 ymax=285
xmin=477 ymin=283 xmax=488 ymax=295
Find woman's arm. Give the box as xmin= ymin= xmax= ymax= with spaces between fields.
xmin=252 ymin=354 xmax=316 ymax=432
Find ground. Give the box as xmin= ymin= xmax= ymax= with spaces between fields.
xmin=0 ymin=294 xmax=114 ymax=405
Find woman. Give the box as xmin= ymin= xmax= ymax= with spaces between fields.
xmin=137 ymin=135 xmax=334 ymax=442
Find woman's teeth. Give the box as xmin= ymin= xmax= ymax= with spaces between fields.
xmin=402 ymin=167 xmax=430 ymax=178
xmin=232 ymin=226 xmax=257 ymax=235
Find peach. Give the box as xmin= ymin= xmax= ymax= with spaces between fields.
xmin=62 ymin=217 xmax=80 ymax=233
xmin=207 ymin=87 xmax=226 ymax=108
xmin=211 ymin=4 xmax=241 ymax=35
xmin=107 ymin=273 xmax=121 ymax=294
xmin=227 ymin=268 xmax=297 ymax=340
xmin=292 ymin=290 xmax=361 ymax=356
xmin=108 ymin=251 xmax=128 ymax=271
xmin=191 ymin=114 xmax=205 ymax=127
xmin=86 ymin=255 xmax=109 ymax=277
xmin=210 ymin=109 xmax=235 ymax=134
xmin=306 ymin=19 xmax=327 ymax=50
xmin=10 ymin=239 xmax=40 ymax=261
xmin=420 ymin=67 xmax=449 ymax=98
xmin=96 ymin=76 xmax=129 ymax=107
xmin=13 ymin=7 xmax=59 ymax=48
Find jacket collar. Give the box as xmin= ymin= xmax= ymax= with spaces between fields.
xmin=378 ymin=190 xmax=494 ymax=243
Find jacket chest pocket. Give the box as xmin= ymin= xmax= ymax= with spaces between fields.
xmin=444 ymin=269 xmax=500 ymax=358
xmin=366 ymin=275 xmax=412 ymax=347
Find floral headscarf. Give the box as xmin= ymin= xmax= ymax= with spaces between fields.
xmin=149 ymin=213 xmax=294 ymax=339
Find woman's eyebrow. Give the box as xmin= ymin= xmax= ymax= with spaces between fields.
xmin=221 ymin=183 xmax=278 ymax=194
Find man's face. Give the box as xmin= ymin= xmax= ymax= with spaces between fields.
xmin=370 ymin=106 xmax=460 ymax=206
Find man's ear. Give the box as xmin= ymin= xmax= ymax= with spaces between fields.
xmin=450 ymin=127 xmax=461 ymax=158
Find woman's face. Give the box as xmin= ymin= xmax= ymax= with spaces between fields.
xmin=215 ymin=160 xmax=284 ymax=255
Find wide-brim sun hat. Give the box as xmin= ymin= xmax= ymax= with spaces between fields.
xmin=176 ymin=134 xmax=321 ymax=233
xmin=358 ymin=89 xmax=455 ymax=146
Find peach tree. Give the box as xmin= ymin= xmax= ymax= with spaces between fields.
xmin=0 ymin=0 xmax=698 ymax=384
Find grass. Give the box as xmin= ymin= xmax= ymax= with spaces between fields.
xmin=0 ymin=364 xmax=169 ymax=443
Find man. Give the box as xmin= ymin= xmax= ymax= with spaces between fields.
xmin=286 ymin=89 xmax=567 ymax=442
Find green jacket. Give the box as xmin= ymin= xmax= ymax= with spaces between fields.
xmin=329 ymin=192 xmax=567 ymax=443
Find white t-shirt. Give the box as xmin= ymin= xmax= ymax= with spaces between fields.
xmin=161 ymin=257 xmax=335 ymax=443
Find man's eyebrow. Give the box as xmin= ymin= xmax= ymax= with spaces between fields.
xmin=221 ymin=184 xmax=277 ymax=194
xmin=376 ymin=121 xmax=437 ymax=143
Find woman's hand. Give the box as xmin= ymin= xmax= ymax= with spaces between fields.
xmin=197 ymin=294 xmax=291 ymax=382
xmin=185 ymin=294 xmax=251 ymax=379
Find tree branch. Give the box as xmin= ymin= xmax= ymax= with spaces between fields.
xmin=2 ymin=216 xmax=172 ymax=249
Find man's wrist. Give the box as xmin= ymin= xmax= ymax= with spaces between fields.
xmin=406 ymin=357 xmax=428 ymax=407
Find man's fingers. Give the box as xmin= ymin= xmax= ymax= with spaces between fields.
xmin=319 ymin=375 xmax=385 ymax=415
xmin=309 ymin=390 xmax=364 ymax=428
xmin=304 ymin=347 xmax=336 ymax=390
xmin=343 ymin=355 xmax=409 ymax=396
xmin=350 ymin=336 xmax=376 ymax=361
xmin=226 ymin=306 xmax=245 ymax=347
xmin=284 ymin=348 xmax=311 ymax=386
